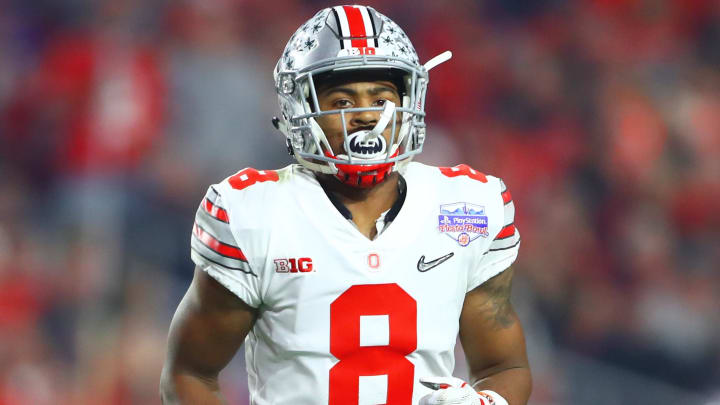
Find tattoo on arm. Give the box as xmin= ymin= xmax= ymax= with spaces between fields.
xmin=475 ymin=269 xmax=516 ymax=330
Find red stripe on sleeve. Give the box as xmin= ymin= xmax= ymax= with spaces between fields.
xmin=502 ymin=189 xmax=512 ymax=204
xmin=343 ymin=5 xmax=367 ymax=47
xmin=496 ymin=224 xmax=516 ymax=239
xmin=204 ymin=198 xmax=229 ymax=223
xmin=193 ymin=223 xmax=247 ymax=261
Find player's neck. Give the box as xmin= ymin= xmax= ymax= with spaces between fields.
xmin=317 ymin=173 xmax=401 ymax=239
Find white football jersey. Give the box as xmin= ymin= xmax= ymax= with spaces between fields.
xmin=190 ymin=162 xmax=520 ymax=405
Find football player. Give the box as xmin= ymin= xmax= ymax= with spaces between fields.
xmin=161 ymin=5 xmax=531 ymax=405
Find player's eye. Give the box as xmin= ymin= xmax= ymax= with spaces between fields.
xmin=334 ymin=99 xmax=353 ymax=108
xmin=375 ymin=99 xmax=387 ymax=106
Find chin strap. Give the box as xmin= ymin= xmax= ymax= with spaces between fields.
xmin=325 ymin=150 xmax=399 ymax=188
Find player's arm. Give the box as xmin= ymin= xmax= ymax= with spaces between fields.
xmin=160 ymin=266 xmax=257 ymax=404
xmin=459 ymin=267 xmax=531 ymax=404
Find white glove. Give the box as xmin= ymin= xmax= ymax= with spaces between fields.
xmin=418 ymin=376 xmax=508 ymax=405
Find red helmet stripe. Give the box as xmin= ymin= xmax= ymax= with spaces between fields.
xmin=342 ymin=5 xmax=368 ymax=47
xmin=357 ymin=6 xmax=377 ymax=46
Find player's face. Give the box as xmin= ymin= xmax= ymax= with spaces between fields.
xmin=315 ymin=81 xmax=402 ymax=156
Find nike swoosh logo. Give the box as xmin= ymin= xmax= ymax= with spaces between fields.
xmin=417 ymin=252 xmax=455 ymax=272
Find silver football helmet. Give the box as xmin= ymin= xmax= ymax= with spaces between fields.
xmin=273 ymin=5 xmax=451 ymax=187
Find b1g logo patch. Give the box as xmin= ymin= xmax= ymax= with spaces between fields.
xmin=274 ymin=257 xmax=314 ymax=273
xmin=438 ymin=202 xmax=489 ymax=246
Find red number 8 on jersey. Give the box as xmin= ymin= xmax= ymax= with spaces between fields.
xmin=329 ymin=284 xmax=417 ymax=404
xmin=228 ymin=168 xmax=279 ymax=190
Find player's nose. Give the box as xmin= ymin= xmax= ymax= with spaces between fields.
xmin=349 ymin=106 xmax=379 ymax=128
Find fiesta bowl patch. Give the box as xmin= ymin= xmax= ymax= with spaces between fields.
xmin=438 ymin=202 xmax=489 ymax=246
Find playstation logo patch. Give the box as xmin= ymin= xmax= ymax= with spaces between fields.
xmin=438 ymin=202 xmax=489 ymax=246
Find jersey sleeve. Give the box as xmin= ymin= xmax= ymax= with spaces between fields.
xmin=468 ymin=179 xmax=521 ymax=291
xmin=190 ymin=186 xmax=262 ymax=308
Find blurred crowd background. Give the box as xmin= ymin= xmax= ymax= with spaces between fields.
xmin=1 ymin=0 xmax=719 ymax=404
